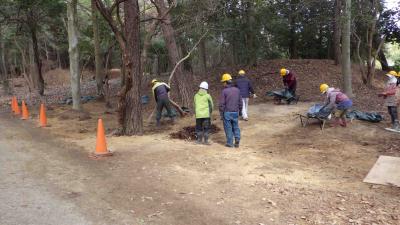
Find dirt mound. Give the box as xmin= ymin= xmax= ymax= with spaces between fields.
xmin=170 ymin=125 xmax=221 ymax=140
xmin=193 ymin=59 xmax=387 ymax=111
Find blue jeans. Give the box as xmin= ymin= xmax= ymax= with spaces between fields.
xmin=223 ymin=112 xmax=241 ymax=146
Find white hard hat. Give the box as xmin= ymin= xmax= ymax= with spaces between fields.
xmin=199 ymin=81 xmax=209 ymax=90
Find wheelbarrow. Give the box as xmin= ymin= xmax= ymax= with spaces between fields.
xmin=297 ymin=104 xmax=332 ymax=130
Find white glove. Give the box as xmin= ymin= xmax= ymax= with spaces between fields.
xmin=253 ymin=94 xmax=257 ymax=98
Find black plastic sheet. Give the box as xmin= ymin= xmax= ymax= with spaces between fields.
xmin=346 ymin=110 xmax=383 ymax=123
xmin=307 ymin=104 xmax=332 ymax=119
xmin=266 ymin=89 xmax=293 ymax=100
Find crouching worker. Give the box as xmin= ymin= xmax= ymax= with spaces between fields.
xmin=320 ymin=83 xmax=352 ymax=127
xmin=219 ymin=73 xmax=242 ymax=148
xmin=378 ymin=71 xmax=400 ymax=131
xmin=280 ymin=68 xmax=297 ymax=103
xmin=151 ymin=79 xmax=175 ymax=127
xmin=194 ymin=81 xmax=214 ymax=145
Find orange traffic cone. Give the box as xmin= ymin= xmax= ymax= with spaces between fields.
xmin=39 ymin=103 xmax=47 ymax=127
xmin=21 ymin=101 xmax=29 ymax=120
xmin=92 ymin=118 xmax=112 ymax=158
xmin=14 ymin=99 xmax=21 ymax=116
xmin=11 ymin=97 xmax=16 ymax=113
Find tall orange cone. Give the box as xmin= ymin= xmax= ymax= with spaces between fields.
xmin=92 ymin=118 xmax=112 ymax=158
xmin=14 ymin=99 xmax=21 ymax=116
xmin=11 ymin=97 xmax=16 ymax=113
xmin=39 ymin=103 xmax=47 ymax=127
xmin=21 ymin=101 xmax=29 ymax=120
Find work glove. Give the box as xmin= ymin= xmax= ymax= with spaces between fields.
xmin=253 ymin=94 xmax=258 ymax=98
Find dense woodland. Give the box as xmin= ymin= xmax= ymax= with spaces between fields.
xmin=0 ymin=0 xmax=399 ymax=135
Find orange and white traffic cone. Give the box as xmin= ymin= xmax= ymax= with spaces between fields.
xmin=14 ymin=99 xmax=21 ymax=116
xmin=21 ymin=101 xmax=29 ymax=120
xmin=91 ymin=119 xmax=113 ymax=158
xmin=39 ymin=103 xmax=47 ymax=127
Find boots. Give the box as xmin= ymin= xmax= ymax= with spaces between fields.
xmin=392 ymin=120 xmax=400 ymax=130
xmin=234 ymin=139 xmax=240 ymax=148
xmin=204 ymin=133 xmax=211 ymax=145
xmin=156 ymin=120 xmax=161 ymax=127
xmin=196 ymin=132 xmax=203 ymax=144
xmin=330 ymin=118 xmax=341 ymax=127
xmin=340 ymin=118 xmax=347 ymax=127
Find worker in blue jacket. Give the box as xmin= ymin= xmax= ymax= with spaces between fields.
xmin=235 ymin=70 xmax=256 ymax=121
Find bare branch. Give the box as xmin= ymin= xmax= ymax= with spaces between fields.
xmin=168 ymin=30 xmax=209 ymax=86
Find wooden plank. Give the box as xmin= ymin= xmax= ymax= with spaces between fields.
xmin=363 ymin=156 xmax=400 ymax=187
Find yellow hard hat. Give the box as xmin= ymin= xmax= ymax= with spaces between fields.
xmin=320 ymin=83 xmax=329 ymax=94
xmin=221 ymin=73 xmax=232 ymax=82
xmin=280 ymin=68 xmax=287 ymax=76
xmin=238 ymin=70 xmax=246 ymax=75
xmin=387 ymin=71 xmax=398 ymax=77
xmin=151 ymin=79 xmax=158 ymax=84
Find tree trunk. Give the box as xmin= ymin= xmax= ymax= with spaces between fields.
xmin=120 ymin=0 xmax=143 ymax=135
xmin=91 ymin=0 xmax=104 ymax=96
xmin=56 ymin=48 xmax=62 ymax=68
xmin=14 ymin=38 xmax=34 ymax=91
xmin=378 ymin=51 xmax=390 ymax=71
xmin=198 ymin=39 xmax=207 ymax=73
xmin=246 ymin=0 xmax=257 ymax=66
xmin=365 ymin=0 xmax=378 ymax=86
xmin=0 ymin=31 xmax=11 ymax=94
xmin=288 ymin=0 xmax=298 ymax=59
xmin=341 ymin=0 xmax=353 ymax=96
xmin=29 ymin=25 xmax=45 ymax=95
xmin=141 ymin=20 xmax=158 ymax=75
xmin=333 ymin=0 xmax=342 ymax=65
xmin=67 ymin=0 xmax=81 ymax=110
xmin=152 ymin=0 xmax=192 ymax=107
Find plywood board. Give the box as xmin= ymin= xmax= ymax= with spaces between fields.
xmin=363 ymin=156 xmax=400 ymax=187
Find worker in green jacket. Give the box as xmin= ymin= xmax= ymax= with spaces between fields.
xmin=194 ymin=81 xmax=214 ymax=145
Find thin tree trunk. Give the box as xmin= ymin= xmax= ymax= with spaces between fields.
xmin=0 ymin=31 xmax=11 ymax=94
xmin=141 ymin=20 xmax=158 ymax=75
xmin=152 ymin=0 xmax=192 ymax=107
xmin=67 ymin=0 xmax=81 ymax=110
xmin=198 ymin=39 xmax=207 ymax=73
xmin=366 ymin=0 xmax=378 ymax=86
xmin=288 ymin=0 xmax=298 ymax=59
xmin=28 ymin=40 xmax=39 ymax=88
xmin=246 ymin=0 xmax=257 ymax=66
xmin=56 ymin=48 xmax=62 ymax=68
xmin=333 ymin=0 xmax=342 ymax=65
xmin=354 ymin=32 xmax=367 ymax=84
xmin=341 ymin=0 xmax=353 ymax=96
xmin=29 ymin=25 xmax=45 ymax=95
xmin=92 ymin=0 xmax=104 ymax=96
xmin=120 ymin=0 xmax=143 ymax=135
xmin=378 ymin=51 xmax=390 ymax=71
xmin=14 ymin=38 xmax=34 ymax=91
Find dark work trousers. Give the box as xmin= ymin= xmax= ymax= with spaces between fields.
xmin=288 ymin=85 xmax=296 ymax=97
xmin=195 ymin=118 xmax=211 ymax=140
xmin=388 ymin=106 xmax=399 ymax=124
xmin=156 ymin=98 xmax=174 ymax=121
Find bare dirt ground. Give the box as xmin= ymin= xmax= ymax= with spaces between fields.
xmin=1 ymin=99 xmax=400 ymax=225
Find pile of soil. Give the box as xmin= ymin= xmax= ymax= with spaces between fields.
xmin=170 ymin=124 xmax=221 ymax=140
xmin=193 ymin=59 xmax=387 ymax=112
